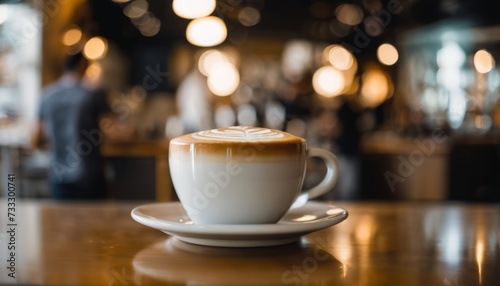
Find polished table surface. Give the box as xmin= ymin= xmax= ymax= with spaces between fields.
xmin=0 ymin=200 xmax=499 ymax=285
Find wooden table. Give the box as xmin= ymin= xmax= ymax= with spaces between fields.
xmin=1 ymin=200 xmax=499 ymax=285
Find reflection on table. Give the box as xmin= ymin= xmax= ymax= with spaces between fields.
xmin=0 ymin=200 xmax=498 ymax=285
xmin=133 ymin=238 xmax=344 ymax=285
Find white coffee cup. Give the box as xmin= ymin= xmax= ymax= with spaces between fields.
xmin=169 ymin=126 xmax=339 ymax=225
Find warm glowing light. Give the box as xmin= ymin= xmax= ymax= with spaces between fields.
xmin=207 ymin=62 xmax=240 ymax=96
xmin=327 ymin=45 xmax=354 ymax=71
xmin=123 ymin=0 xmax=148 ymax=19
xmin=475 ymin=241 xmax=484 ymax=283
xmin=475 ymin=224 xmax=486 ymax=286
xmin=112 ymin=0 xmax=131 ymax=3
xmin=83 ymin=37 xmax=108 ymax=60
xmin=474 ymin=49 xmax=495 ymax=74
xmin=62 ymin=27 xmax=82 ymax=46
xmin=312 ymin=66 xmax=345 ymax=98
xmin=85 ymin=62 xmax=102 ymax=81
xmin=335 ymin=236 xmax=352 ymax=262
xmin=355 ymin=216 xmax=376 ymax=243
xmin=335 ymin=4 xmax=364 ymax=26
xmin=198 ymin=49 xmax=230 ymax=76
xmin=186 ymin=16 xmax=227 ymax=47
xmin=377 ymin=43 xmax=399 ymax=66
xmin=238 ymin=7 xmax=260 ymax=27
xmin=321 ymin=46 xmax=357 ymax=94
xmin=361 ymin=69 xmax=392 ymax=107
xmin=172 ymin=0 xmax=216 ymax=19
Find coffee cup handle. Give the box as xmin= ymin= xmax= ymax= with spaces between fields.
xmin=290 ymin=148 xmax=340 ymax=209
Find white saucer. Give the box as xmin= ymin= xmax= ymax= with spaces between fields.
xmin=131 ymin=201 xmax=348 ymax=247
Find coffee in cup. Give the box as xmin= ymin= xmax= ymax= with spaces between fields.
xmin=169 ymin=126 xmax=339 ymax=224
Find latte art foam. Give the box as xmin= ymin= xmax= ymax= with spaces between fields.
xmin=192 ymin=126 xmax=285 ymax=141
xmin=170 ymin=126 xmax=305 ymax=158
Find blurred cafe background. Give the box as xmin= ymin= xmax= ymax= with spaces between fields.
xmin=1 ymin=0 xmax=499 ymax=202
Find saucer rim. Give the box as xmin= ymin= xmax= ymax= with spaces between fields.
xmin=131 ymin=201 xmax=348 ymax=236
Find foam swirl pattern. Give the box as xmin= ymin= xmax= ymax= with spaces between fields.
xmin=192 ymin=126 xmax=284 ymax=141
xmin=169 ymin=126 xmax=306 ymax=158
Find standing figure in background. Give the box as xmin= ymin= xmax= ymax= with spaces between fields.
xmin=333 ymin=99 xmax=363 ymax=200
xmin=313 ymin=98 xmax=362 ymax=201
xmin=32 ymin=52 xmax=109 ymax=200
xmin=176 ymin=69 xmax=213 ymax=133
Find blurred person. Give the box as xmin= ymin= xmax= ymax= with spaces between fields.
xmin=32 ymin=52 xmax=109 ymax=200
xmin=312 ymin=99 xmax=362 ymax=201
xmin=333 ymin=99 xmax=363 ymax=200
xmin=176 ymin=68 xmax=213 ymax=133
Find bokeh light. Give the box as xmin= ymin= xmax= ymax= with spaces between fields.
xmin=360 ymin=69 xmax=392 ymax=107
xmin=83 ymin=37 xmax=108 ymax=60
xmin=186 ymin=16 xmax=227 ymax=47
xmin=62 ymin=26 xmax=82 ymax=46
xmin=172 ymin=0 xmax=216 ymax=19
xmin=377 ymin=43 xmax=399 ymax=66
xmin=238 ymin=7 xmax=261 ymax=27
xmin=335 ymin=4 xmax=364 ymax=26
xmin=282 ymin=40 xmax=313 ymax=81
xmin=437 ymin=42 xmax=465 ymax=68
xmin=84 ymin=62 xmax=102 ymax=81
xmin=207 ymin=62 xmax=240 ymax=96
xmin=198 ymin=49 xmax=230 ymax=76
xmin=123 ymin=0 xmax=148 ymax=19
xmin=474 ymin=49 xmax=495 ymax=74
xmin=327 ymin=45 xmax=354 ymax=71
xmin=312 ymin=66 xmax=345 ymax=98
xmin=138 ymin=16 xmax=161 ymax=37
xmin=437 ymin=67 xmax=461 ymax=89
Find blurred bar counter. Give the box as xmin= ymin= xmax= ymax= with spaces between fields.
xmin=101 ymin=139 xmax=173 ymax=201
xmin=0 ymin=127 xmax=174 ymax=201
xmin=360 ymin=131 xmax=500 ymax=202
